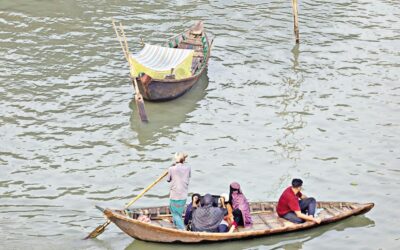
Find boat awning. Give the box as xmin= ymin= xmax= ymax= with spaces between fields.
xmin=129 ymin=44 xmax=194 ymax=80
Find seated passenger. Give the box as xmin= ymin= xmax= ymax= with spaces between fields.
xmin=229 ymin=182 xmax=253 ymax=227
xmin=276 ymin=178 xmax=321 ymax=224
xmin=184 ymin=193 xmax=201 ymax=230
xmin=218 ymin=193 xmax=235 ymax=233
xmin=191 ymin=193 xmax=226 ymax=232
xmin=137 ymin=209 xmax=151 ymax=223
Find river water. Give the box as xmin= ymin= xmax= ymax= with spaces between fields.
xmin=0 ymin=0 xmax=399 ymax=249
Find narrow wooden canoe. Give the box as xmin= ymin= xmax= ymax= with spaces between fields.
xmin=134 ymin=21 xmax=212 ymax=101
xmin=101 ymin=201 xmax=374 ymax=243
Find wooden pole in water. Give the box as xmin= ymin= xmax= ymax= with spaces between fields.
xmin=291 ymin=0 xmax=300 ymax=44
xmin=112 ymin=19 xmax=148 ymax=123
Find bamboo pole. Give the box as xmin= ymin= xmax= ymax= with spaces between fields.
xmin=112 ymin=20 xmax=129 ymax=60
xmin=291 ymin=0 xmax=300 ymax=44
xmin=84 ymin=170 xmax=168 ymax=239
xmin=111 ymin=19 xmax=148 ymax=122
xmin=125 ymin=171 xmax=168 ymax=208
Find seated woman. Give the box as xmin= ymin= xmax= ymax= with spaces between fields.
xmin=191 ymin=194 xmax=226 ymax=232
xmin=229 ymin=182 xmax=252 ymax=228
xmin=218 ymin=193 xmax=235 ymax=233
xmin=184 ymin=193 xmax=201 ymax=230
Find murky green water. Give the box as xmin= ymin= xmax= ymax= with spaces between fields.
xmin=1 ymin=0 xmax=399 ymax=249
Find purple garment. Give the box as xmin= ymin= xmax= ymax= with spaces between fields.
xmin=230 ymin=182 xmax=252 ymax=227
xmin=167 ymin=163 xmax=191 ymax=200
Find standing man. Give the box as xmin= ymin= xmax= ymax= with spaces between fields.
xmin=276 ymin=178 xmax=321 ymax=224
xmin=167 ymin=152 xmax=191 ymax=230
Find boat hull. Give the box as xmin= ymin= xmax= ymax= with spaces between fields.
xmin=135 ymin=71 xmax=204 ymax=102
xmin=132 ymin=22 xmax=211 ymax=102
xmin=103 ymin=201 xmax=374 ymax=243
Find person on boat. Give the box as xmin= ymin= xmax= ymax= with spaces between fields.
xmin=137 ymin=209 xmax=151 ymax=223
xmin=191 ymin=193 xmax=226 ymax=232
xmin=229 ymin=182 xmax=253 ymax=228
xmin=218 ymin=193 xmax=235 ymax=233
xmin=167 ymin=152 xmax=191 ymax=230
xmin=184 ymin=193 xmax=201 ymax=230
xmin=276 ymin=178 xmax=321 ymax=224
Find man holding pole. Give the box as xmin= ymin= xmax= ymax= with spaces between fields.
xmin=167 ymin=152 xmax=191 ymax=230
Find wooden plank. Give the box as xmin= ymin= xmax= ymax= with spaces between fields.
xmin=251 ymin=215 xmax=265 ymax=225
xmin=276 ymin=217 xmax=288 ymax=228
xmin=325 ymin=207 xmax=338 ymax=216
xmin=332 ymin=207 xmax=344 ymax=214
xmin=151 ymin=220 xmax=163 ymax=227
xmin=180 ymin=40 xmax=202 ymax=47
xmin=157 ymin=219 xmax=175 ymax=228
xmin=258 ymin=214 xmax=272 ymax=229
xmin=317 ymin=210 xmax=330 ymax=220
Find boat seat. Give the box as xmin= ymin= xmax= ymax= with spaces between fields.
xmin=180 ymin=39 xmax=202 ymax=47
xmin=194 ymin=51 xmax=204 ymax=57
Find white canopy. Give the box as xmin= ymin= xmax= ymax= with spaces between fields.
xmin=132 ymin=44 xmax=194 ymax=71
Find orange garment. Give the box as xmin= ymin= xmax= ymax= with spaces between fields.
xmin=224 ymin=203 xmax=234 ymax=225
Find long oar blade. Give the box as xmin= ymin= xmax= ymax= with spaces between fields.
xmin=132 ymin=78 xmax=148 ymax=123
xmin=84 ymin=220 xmax=111 ymax=240
xmin=135 ymin=94 xmax=148 ymax=122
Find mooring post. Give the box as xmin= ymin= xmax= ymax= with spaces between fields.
xmin=291 ymin=0 xmax=300 ymax=44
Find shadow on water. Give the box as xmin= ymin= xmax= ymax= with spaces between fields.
xmin=125 ymin=215 xmax=374 ymax=250
xmin=129 ymin=73 xmax=209 ymax=145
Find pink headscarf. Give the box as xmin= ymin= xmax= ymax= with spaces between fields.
xmin=230 ymin=182 xmax=252 ymax=227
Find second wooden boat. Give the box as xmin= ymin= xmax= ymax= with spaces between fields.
xmin=129 ymin=21 xmax=212 ymax=101
xmin=98 ymin=201 xmax=374 ymax=243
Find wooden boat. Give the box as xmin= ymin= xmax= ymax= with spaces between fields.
xmin=99 ymin=201 xmax=374 ymax=243
xmin=133 ymin=21 xmax=212 ymax=101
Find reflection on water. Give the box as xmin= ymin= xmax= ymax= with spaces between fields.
xmin=275 ymin=74 xmax=306 ymax=161
xmin=126 ymin=215 xmax=374 ymax=250
xmin=1 ymin=0 xmax=399 ymax=249
xmin=275 ymin=42 xmax=308 ymax=162
xmin=129 ymin=73 xmax=209 ymax=145
xmin=267 ymin=43 xmax=308 ymax=195
xmin=291 ymin=44 xmax=300 ymax=72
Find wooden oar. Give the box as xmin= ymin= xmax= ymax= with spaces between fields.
xmin=119 ymin=22 xmax=149 ymax=123
xmin=111 ymin=20 xmax=148 ymax=123
xmin=84 ymin=170 xmax=169 ymax=239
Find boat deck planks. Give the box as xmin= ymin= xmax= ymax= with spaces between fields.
xmin=102 ymin=201 xmax=374 ymax=243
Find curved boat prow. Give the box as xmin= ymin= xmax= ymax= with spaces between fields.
xmin=359 ymin=202 xmax=374 ymax=214
xmin=95 ymin=205 xmax=106 ymax=213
